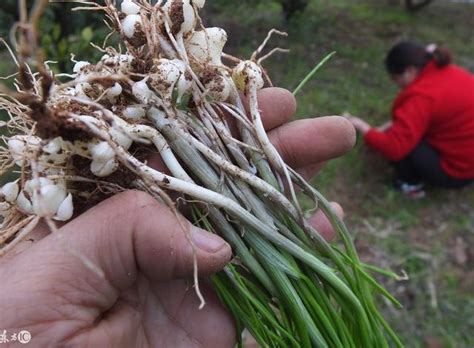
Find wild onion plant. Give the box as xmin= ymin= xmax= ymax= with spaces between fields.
xmin=0 ymin=0 xmax=403 ymax=346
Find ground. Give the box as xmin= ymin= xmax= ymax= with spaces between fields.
xmin=1 ymin=0 xmax=473 ymax=346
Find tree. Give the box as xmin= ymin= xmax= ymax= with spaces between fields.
xmin=279 ymin=0 xmax=309 ymax=20
xmin=405 ymin=0 xmax=434 ymax=11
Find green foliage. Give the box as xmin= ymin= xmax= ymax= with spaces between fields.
xmin=40 ymin=23 xmax=109 ymax=72
xmin=0 ymin=1 xmax=108 ymax=72
xmin=206 ymin=0 xmax=308 ymax=20
xmin=39 ymin=4 xmax=109 ymax=71
xmin=0 ymin=0 xmax=18 ymax=39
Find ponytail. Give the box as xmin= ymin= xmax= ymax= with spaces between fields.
xmin=386 ymin=41 xmax=453 ymax=75
xmin=429 ymin=46 xmax=452 ymax=68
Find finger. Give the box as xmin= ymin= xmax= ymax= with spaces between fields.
xmin=297 ymin=162 xmax=325 ymax=182
xmin=269 ymin=116 xmax=356 ymax=169
xmin=307 ymin=202 xmax=344 ymax=241
xmin=22 ymin=191 xmax=232 ymax=292
xmin=69 ymin=278 xmax=236 ymax=348
xmin=241 ymin=87 xmax=297 ymax=130
xmin=148 ymin=87 xmax=296 ymax=169
xmin=2 ymin=218 xmax=59 ymax=260
xmin=153 ymin=280 xmax=236 ymax=347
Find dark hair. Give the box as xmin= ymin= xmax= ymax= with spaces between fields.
xmin=385 ymin=41 xmax=452 ymax=75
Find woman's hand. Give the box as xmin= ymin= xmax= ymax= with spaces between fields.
xmin=0 ymin=88 xmax=356 ymax=347
xmin=347 ymin=116 xmax=371 ymax=135
xmin=377 ymin=121 xmax=393 ymax=132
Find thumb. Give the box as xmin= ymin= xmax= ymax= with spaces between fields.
xmin=21 ymin=190 xmax=232 ymax=291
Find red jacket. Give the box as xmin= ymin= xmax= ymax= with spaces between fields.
xmin=364 ymin=61 xmax=474 ymax=179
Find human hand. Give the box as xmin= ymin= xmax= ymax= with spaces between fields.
xmin=347 ymin=116 xmax=371 ymax=135
xmin=377 ymin=121 xmax=393 ymax=132
xmin=0 ymin=88 xmax=355 ymax=347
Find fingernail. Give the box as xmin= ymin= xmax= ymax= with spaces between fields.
xmin=191 ymin=227 xmax=228 ymax=253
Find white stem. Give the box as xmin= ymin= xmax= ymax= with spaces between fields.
xmin=247 ymin=85 xmax=301 ymax=214
xmin=149 ymin=108 xmax=300 ymax=220
xmin=0 ymin=216 xmax=40 ymax=256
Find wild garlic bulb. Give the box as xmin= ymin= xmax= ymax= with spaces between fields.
xmin=121 ymin=0 xmax=140 ymax=15
xmin=186 ymin=27 xmax=228 ymax=66
xmin=122 ymin=14 xmax=143 ymax=39
xmin=233 ymin=60 xmax=265 ymax=92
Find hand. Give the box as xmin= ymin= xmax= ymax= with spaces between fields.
xmin=347 ymin=116 xmax=371 ymax=135
xmin=0 ymin=88 xmax=356 ymax=347
xmin=377 ymin=121 xmax=393 ymax=132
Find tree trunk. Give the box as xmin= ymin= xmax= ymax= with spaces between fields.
xmin=405 ymin=0 xmax=434 ymax=11
xmin=280 ymin=0 xmax=309 ymax=21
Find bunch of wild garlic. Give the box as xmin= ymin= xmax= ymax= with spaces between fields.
xmin=0 ymin=0 xmax=403 ymax=346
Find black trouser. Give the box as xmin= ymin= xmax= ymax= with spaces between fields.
xmin=393 ymin=141 xmax=473 ymax=188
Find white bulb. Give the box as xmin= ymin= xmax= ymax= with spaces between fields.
xmin=122 ymin=14 xmax=143 ymax=39
xmin=121 ymin=0 xmax=140 ymax=15
xmin=106 ymin=82 xmax=123 ymax=99
xmin=164 ymin=0 xmax=196 ymax=35
xmin=17 ymin=191 xmax=33 ymax=215
xmin=110 ymin=128 xmax=133 ymax=150
xmin=119 ymin=54 xmax=134 ymax=63
xmin=73 ymin=61 xmax=90 ymax=74
xmin=172 ymin=59 xmax=193 ymax=102
xmin=186 ymin=27 xmax=227 ymax=66
xmin=32 ymin=182 xmax=66 ymax=217
xmin=8 ymin=136 xmax=41 ymax=165
xmin=232 ymin=60 xmax=265 ymax=92
xmin=132 ymin=77 xmax=153 ymax=103
xmin=0 ymin=202 xmax=11 ymax=218
xmin=54 ymin=193 xmax=74 ymax=221
xmin=150 ymin=59 xmax=181 ymax=99
xmin=171 ymin=59 xmax=187 ymax=73
xmin=43 ymin=137 xmax=62 ymax=154
xmin=116 ymin=54 xmax=135 ymax=73
xmin=25 ymin=177 xmax=50 ymax=192
xmin=193 ymin=0 xmax=205 ymax=8
xmin=91 ymin=158 xmax=118 ymax=177
xmin=180 ymin=0 xmax=196 ymax=34
xmin=89 ymin=141 xmax=115 ymax=162
xmin=1 ymin=181 xmax=19 ymax=203
xmin=8 ymin=138 xmax=25 ymax=159
xmin=42 ymin=137 xmax=68 ymax=165
xmin=75 ymin=82 xmax=94 ymax=98
xmin=122 ymin=105 xmax=145 ymax=120
xmin=203 ymin=73 xmax=231 ymax=102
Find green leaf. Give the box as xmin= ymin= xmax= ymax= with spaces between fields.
xmin=293 ymin=51 xmax=336 ymax=96
xmin=52 ymin=24 xmax=61 ymax=41
xmin=81 ymin=27 xmax=94 ymax=42
xmin=58 ymin=39 xmax=68 ymax=58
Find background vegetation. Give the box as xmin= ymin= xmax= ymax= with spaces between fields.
xmin=1 ymin=0 xmax=473 ymax=347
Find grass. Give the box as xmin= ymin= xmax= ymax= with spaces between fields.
xmin=207 ymin=0 xmax=474 ymax=347
xmin=1 ymin=0 xmax=474 ymax=346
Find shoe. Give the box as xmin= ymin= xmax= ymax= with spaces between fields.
xmin=394 ymin=180 xmax=426 ymax=199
